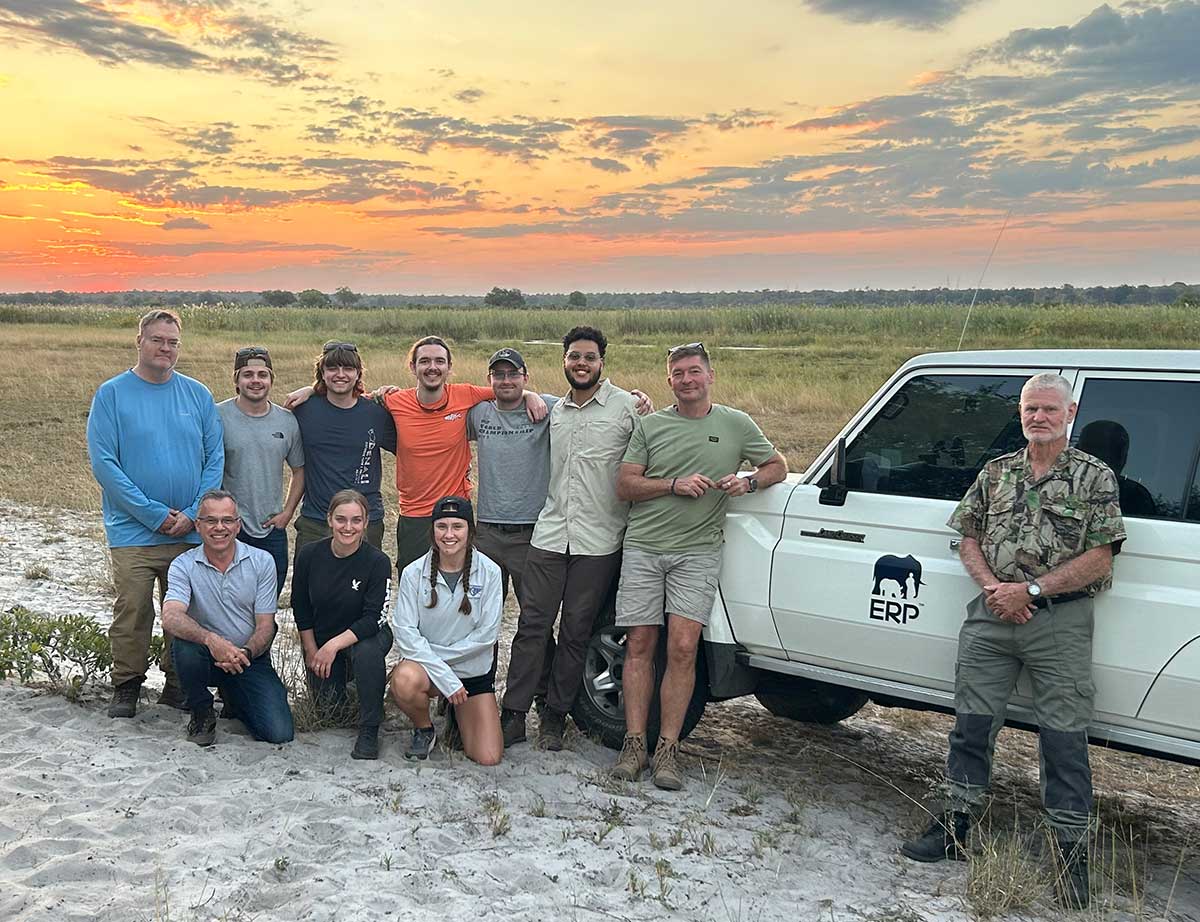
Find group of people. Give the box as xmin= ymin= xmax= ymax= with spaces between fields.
xmin=87 ymin=309 xmax=1124 ymax=907
xmin=86 ymin=310 xmax=786 ymax=784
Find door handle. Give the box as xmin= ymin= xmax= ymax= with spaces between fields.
xmin=801 ymin=528 xmax=865 ymax=544
xmin=949 ymin=539 xmax=961 ymax=551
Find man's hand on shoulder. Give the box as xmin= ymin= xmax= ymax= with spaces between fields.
xmin=523 ymin=390 xmax=548 ymax=422
xmin=283 ymin=385 xmax=315 ymax=410
xmin=368 ymin=384 xmax=399 ymax=403
xmin=631 ymin=389 xmax=654 ymax=416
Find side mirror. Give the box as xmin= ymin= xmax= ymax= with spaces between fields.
xmin=819 ymin=436 xmax=848 ymax=506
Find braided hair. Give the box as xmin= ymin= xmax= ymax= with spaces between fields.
xmin=426 ymin=521 xmax=475 ymax=616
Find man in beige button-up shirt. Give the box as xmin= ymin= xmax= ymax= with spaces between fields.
xmin=501 ymin=325 xmax=640 ymax=750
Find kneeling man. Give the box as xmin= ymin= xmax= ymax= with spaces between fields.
xmin=900 ymin=372 xmax=1125 ymax=910
xmin=162 ymin=490 xmax=294 ymax=746
xmin=611 ymin=343 xmax=786 ymax=789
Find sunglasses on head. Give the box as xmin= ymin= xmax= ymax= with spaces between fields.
xmin=236 ymin=346 xmax=270 ymax=359
xmin=667 ymin=341 xmax=707 ymax=356
xmin=323 ymin=341 xmax=358 ymax=354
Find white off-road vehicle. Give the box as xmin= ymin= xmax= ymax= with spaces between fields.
xmin=572 ymin=350 xmax=1200 ymax=764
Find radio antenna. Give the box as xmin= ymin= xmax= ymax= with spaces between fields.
xmin=956 ymin=209 xmax=1011 ymax=351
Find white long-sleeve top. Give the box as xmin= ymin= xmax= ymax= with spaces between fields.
xmin=393 ymin=549 xmax=503 ymax=697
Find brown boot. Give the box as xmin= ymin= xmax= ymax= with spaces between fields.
xmin=651 ymin=737 xmax=683 ymax=791
xmin=611 ymin=733 xmax=648 ymax=782
xmin=501 ymin=708 xmax=527 ymax=747
xmin=537 ymin=709 xmax=566 ymax=751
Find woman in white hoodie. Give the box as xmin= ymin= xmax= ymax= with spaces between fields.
xmin=389 ymin=495 xmax=504 ymax=764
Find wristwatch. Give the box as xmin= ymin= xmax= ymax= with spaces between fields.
xmin=241 ymin=645 xmax=254 ymax=661
xmin=1026 ymin=581 xmax=1043 ymax=599
xmin=747 ymin=477 xmax=759 ymax=493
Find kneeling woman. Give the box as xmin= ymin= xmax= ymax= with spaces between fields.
xmin=293 ymin=489 xmax=394 ymax=760
xmin=389 ymin=496 xmax=503 ymax=765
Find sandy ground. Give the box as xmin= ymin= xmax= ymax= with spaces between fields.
xmin=1 ymin=501 xmax=1198 ymax=922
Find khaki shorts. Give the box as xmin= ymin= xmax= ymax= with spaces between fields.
xmin=615 ymin=546 xmax=721 ymax=627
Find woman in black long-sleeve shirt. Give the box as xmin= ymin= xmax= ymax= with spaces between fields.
xmin=292 ymin=489 xmax=393 ymax=759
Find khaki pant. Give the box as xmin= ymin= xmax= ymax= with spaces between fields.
xmin=946 ymin=592 xmax=1096 ymax=840
xmin=108 ymin=543 xmax=192 ymax=687
xmin=294 ymin=515 xmax=384 ymax=558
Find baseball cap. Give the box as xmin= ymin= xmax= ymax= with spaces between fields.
xmin=488 ymin=348 xmax=526 ymax=372
xmin=431 ymin=495 xmax=474 ymax=523
xmin=234 ymin=345 xmax=273 ymax=370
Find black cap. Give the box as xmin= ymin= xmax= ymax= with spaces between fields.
xmin=234 ymin=345 xmax=272 ymax=370
xmin=488 ymin=348 xmax=526 ymax=372
xmin=431 ymin=495 xmax=474 ymax=523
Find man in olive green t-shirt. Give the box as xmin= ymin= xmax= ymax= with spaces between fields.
xmin=611 ymin=343 xmax=787 ymax=790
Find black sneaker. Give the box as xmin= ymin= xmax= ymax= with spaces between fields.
xmin=899 ymin=812 xmax=970 ymax=863
xmin=107 ymin=679 xmax=142 ymax=719
xmin=157 ymin=681 xmax=188 ymax=711
xmin=1056 ymin=836 xmax=1090 ymax=910
xmin=501 ymin=708 xmax=527 ymax=747
xmin=351 ymin=726 xmax=380 ymax=760
xmin=186 ymin=707 xmax=217 ymax=747
xmin=404 ymin=726 xmax=437 ymax=761
xmin=537 ymin=709 xmax=566 ymax=751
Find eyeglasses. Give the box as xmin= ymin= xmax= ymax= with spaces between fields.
xmin=236 ymin=346 xmax=270 ymax=359
xmin=197 ymin=516 xmax=240 ymax=527
xmin=323 ymin=341 xmax=358 ymax=354
xmin=144 ymin=335 xmax=181 ymax=349
xmin=489 ymin=370 xmax=525 ymax=381
xmin=668 ymin=341 xmax=707 ymax=357
xmin=565 ymin=351 xmax=602 ymax=363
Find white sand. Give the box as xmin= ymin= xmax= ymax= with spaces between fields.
xmin=1 ymin=502 xmax=1197 ymax=921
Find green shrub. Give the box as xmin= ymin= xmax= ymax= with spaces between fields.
xmin=0 ymin=605 xmax=158 ymax=700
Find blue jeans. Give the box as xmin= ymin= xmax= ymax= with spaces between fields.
xmin=239 ymin=528 xmax=288 ymax=596
xmin=172 ymin=638 xmax=294 ymax=744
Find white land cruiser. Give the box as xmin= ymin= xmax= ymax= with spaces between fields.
xmin=572 ymin=350 xmax=1200 ymax=764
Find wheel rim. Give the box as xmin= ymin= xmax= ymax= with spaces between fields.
xmin=581 ymin=626 xmax=626 ymax=721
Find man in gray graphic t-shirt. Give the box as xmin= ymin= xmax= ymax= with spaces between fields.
xmin=217 ymin=347 xmax=305 ymax=594
xmin=467 ymin=348 xmax=557 ymax=605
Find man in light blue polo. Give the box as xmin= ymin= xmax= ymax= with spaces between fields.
xmin=161 ymin=490 xmax=293 ymax=747
xmin=86 ymin=309 xmax=224 ymax=719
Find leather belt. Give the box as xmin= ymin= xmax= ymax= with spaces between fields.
xmin=1033 ymin=590 xmax=1090 ymax=610
xmin=481 ymin=522 xmax=535 ymax=533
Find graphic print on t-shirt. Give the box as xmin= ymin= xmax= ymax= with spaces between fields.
xmin=355 ymin=428 xmax=378 ymax=486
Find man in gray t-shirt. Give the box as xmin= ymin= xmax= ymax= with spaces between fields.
xmin=467 ymin=348 xmax=557 ymax=604
xmin=217 ymin=347 xmax=305 ymax=594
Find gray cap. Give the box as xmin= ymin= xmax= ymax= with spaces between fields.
xmin=488 ymin=347 xmax=526 ymax=371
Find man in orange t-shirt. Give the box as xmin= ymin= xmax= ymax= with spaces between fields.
xmin=382 ymin=336 xmax=546 ymax=569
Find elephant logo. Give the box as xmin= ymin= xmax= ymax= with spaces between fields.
xmin=871 ymin=554 xmax=923 ymax=599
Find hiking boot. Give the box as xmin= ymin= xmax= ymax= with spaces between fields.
xmin=900 ymin=811 xmax=971 ymax=863
xmin=651 ymin=737 xmax=683 ymax=791
xmin=404 ymin=726 xmax=437 ymax=761
xmin=107 ymin=679 xmax=142 ymax=719
xmin=611 ymin=733 xmax=648 ymax=782
xmin=157 ymin=680 xmax=188 ymax=711
xmin=537 ymin=708 xmax=566 ymax=751
xmin=1056 ymin=835 xmax=1090 ymax=910
xmin=501 ymin=708 xmax=527 ymax=747
xmin=186 ymin=707 xmax=217 ymax=746
xmin=351 ymin=726 xmax=380 ymax=760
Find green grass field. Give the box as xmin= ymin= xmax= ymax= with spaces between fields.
xmin=3 ymin=301 xmax=1200 ymax=516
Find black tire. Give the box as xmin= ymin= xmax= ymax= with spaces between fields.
xmin=571 ymin=603 xmax=709 ymax=751
xmin=754 ymin=675 xmax=867 ymax=724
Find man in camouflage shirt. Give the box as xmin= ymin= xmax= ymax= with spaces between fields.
xmin=901 ymin=373 xmax=1125 ymax=909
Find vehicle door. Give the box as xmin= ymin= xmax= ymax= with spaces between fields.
xmin=1067 ymin=371 xmax=1200 ymax=739
xmin=769 ymin=365 xmax=1042 ymax=692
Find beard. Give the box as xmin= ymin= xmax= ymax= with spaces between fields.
xmin=563 ymin=365 xmax=602 ymax=392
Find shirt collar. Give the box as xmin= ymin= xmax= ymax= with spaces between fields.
xmin=564 ymin=377 xmax=611 ymax=409
xmin=196 ymin=540 xmax=253 ymax=571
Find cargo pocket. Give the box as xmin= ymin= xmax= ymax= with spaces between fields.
xmin=1043 ymin=501 xmax=1086 ymax=550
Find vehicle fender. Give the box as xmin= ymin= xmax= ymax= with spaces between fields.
xmin=1137 ymin=636 xmax=1200 ymax=736
xmin=704 ymin=587 xmax=758 ymax=698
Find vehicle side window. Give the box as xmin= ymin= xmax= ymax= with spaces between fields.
xmin=843 ymin=374 xmax=1026 ymax=501
xmin=1072 ymin=378 xmax=1200 ymax=520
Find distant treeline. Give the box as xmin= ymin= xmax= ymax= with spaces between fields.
xmin=1 ymin=283 xmax=1197 ymax=309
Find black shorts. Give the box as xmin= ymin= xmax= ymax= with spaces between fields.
xmin=459 ymin=657 xmax=497 ymax=698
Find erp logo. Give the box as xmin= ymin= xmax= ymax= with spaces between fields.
xmin=868 ymin=554 xmax=924 ymax=625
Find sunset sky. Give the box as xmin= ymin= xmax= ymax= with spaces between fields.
xmin=0 ymin=0 xmax=1197 ymax=293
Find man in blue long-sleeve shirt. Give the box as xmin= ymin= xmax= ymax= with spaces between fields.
xmin=86 ymin=310 xmax=225 ymax=718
